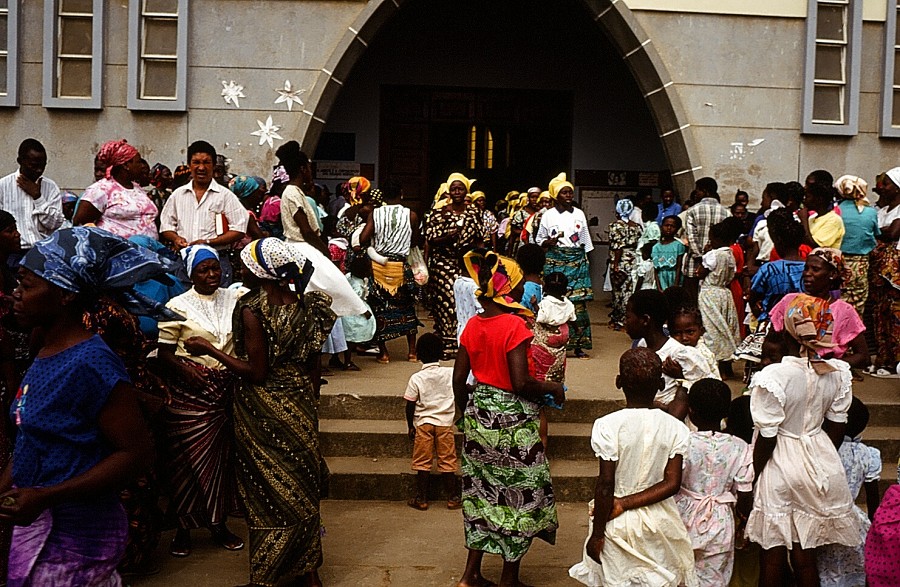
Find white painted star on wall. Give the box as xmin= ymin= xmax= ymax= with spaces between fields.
xmin=274 ymin=80 xmax=305 ymax=112
xmin=221 ymin=80 xmax=245 ymax=108
xmin=250 ymin=116 xmax=283 ymax=148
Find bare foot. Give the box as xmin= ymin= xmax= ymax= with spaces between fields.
xmin=457 ymin=577 xmax=497 ymax=587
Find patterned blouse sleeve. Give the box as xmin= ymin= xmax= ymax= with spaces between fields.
xmin=732 ymin=439 xmax=755 ymax=493
xmin=865 ymin=445 xmax=883 ymax=483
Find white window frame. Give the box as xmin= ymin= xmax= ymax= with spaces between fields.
xmin=881 ymin=1 xmax=900 ymax=137
xmin=42 ymin=0 xmax=104 ymax=109
xmin=801 ymin=0 xmax=862 ymax=135
xmin=128 ymin=0 xmax=188 ymax=111
xmin=0 ymin=1 xmax=19 ymax=107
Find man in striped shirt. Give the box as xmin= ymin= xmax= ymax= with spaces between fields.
xmin=0 ymin=138 xmax=64 ymax=250
xmin=684 ymin=177 xmax=730 ymax=299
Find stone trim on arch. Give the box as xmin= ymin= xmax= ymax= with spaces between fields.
xmin=302 ymin=0 xmax=699 ymax=197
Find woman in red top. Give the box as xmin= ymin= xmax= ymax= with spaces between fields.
xmin=453 ymin=249 xmax=565 ymax=587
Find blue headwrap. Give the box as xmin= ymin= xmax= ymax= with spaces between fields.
xmin=61 ymin=190 xmax=79 ymax=204
xmin=181 ymin=244 xmax=219 ymax=277
xmin=229 ymin=175 xmax=261 ymax=200
xmin=615 ymin=198 xmax=634 ymax=220
xmin=22 ymin=227 xmax=182 ymax=320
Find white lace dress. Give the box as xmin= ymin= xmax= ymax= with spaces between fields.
xmin=746 ymin=357 xmax=862 ymax=550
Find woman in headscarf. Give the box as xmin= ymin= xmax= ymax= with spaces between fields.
xmin=746 ymin=312 xmax=862 ymax=586
xmin=606 ymin=198 xmax=643 ymax=330
xmin=0 ymin=227 xmax=172 ymax=586
xmin=424 ymin=173 xmax=484 ymax=358
xmin=471 ymin=191 xmax=498 ymax=250
xmin=833 ymin=175 xmax=880 ymax=316
xmin=184 ymin=238 xmax=336 ymax=587
xmin=868 ymin=168 xmax=900 ymax=377
xmin=74 ymin=139 xmax=159 ymax=239
xmin=769 ymin=248 xmax=870 ymax=369
xmin=524 ymin=190 xmax=554 ymax=245
xmin=536 ymin=174 xmax=594 ymax=357
xmin=359 ymin=181 xmax=421 ymax=363
xmin=507 ymin=188 xmax=540 ymax=256
xmin=229 ymin=175 xmax=269 ymax=241
xmin=172 ymin=164 xmax=191 ymax=189
xmin=156 ymin=244 xmax=245 ymax=558
xmin=453 ymin=249 xmax=563 ymax=587
xmin=147 ymin=163 xmax=173 ymax=212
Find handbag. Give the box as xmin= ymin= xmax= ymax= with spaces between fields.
xmin=407 ymin=246 xmax=429 ymax=285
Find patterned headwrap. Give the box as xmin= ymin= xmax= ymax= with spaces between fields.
xmin=251 ymin=176 xmax=268 ymax=193
xmin=96 ymin=139 xmax=139 ymax=181
xmin=150 ymin=163 xmax=171 ymax=189
xmin=271 ymin=165 xmax=290 ymax=186
xmin=181 ymin=244 xmax=219 ymax=278
xmin=21 ymin=227 xmax=182 ymax=320
xmin=834 ymin=175 xmax=870 ymax=211
xmin=347 ymin=176 xmax=371 ymax=206
xmin=369 ymin=188 xmax=385 ymax=206
xmin=548 ymin=172 xmax=574 ymax=199
xmin=808 ymin=247 xmax=846 ymax=284
xmin=783 ymin=293 xmax=837 ymax=374
xmin=173 ymin=165 xmax=191 ymax=186
xmin=463 ymin=249 xmax=531 ymax=316
xmin=615 ymin=198 xmax=634 ymax=220
xmin=240 ymin=238 xmax=314 ymax=296
xmin=229 ymin=175 xmax=261 ymax=200
xmin=60 ymin=191 xmax=79 ymax=204
xmin=446 ymin=172 xmax=475 ymax=192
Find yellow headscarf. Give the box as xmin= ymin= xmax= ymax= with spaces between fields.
xmin=539 ymin=190 xmax=554 ymax=204
xmin=347 ymin=176 xmax=371 ymax=206
xmin=548 ymin=172 xmax=574 ymax=200
xmin=462 ymin=249 xmax=532 ymax=316
xmin=471 ymin=191 xmax=486 ymax=202
xmin=505 ymin=190 xmax=520 ymax=202
xmin=446 ymin=172 xmax=475 ymax=192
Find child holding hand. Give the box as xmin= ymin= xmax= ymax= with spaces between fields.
xmin=404 ymin=333 xmax=460 ymax=511
xmin=570 ymin=348 xmax=698 ymax=587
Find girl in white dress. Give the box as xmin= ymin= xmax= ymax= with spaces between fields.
xmin=570 ymin=348 xmax=698 ymax=587
xmin=746 ymin=298 xmax=862 ymax=586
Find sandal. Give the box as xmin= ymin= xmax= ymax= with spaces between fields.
xmin=169 ymin=530 xmax=192 ymax=557
xmin=407 ymin=497 xmax=428 ymax=511
xmin=377 ymin=355 xmax=390 ymax=364
xmin=210 ymin=524 xmax=245 ymax=551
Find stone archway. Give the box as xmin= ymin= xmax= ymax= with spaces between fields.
xmin=301 ymin=0 xmax=700 ymax=197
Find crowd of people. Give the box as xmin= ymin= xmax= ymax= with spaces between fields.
xmin=0 ymin=133 xmax=896 ymax=587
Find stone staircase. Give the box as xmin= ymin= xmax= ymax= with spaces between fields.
xmin=320 ymin=391 xmax=900 ymax=503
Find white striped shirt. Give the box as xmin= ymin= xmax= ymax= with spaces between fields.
xmin=0 ymin=171 xmax=64 ymax=248
xmin=159 ymin=179 xmax=248 ymax=246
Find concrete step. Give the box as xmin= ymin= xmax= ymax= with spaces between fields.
xmin=320 ymin=391 xmax=900 ymax=427
xmin=323 ymin=456 xmax=896 ymax=505
xmin=325 ymin=456 xmax=597 ymax=502
xmin=321 ymin=418 xmax=900 ymax=466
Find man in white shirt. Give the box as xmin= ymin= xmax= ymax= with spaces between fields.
xmin=0 ymin=138 xmax=64 ymax=250
xmin=160 ymin=140 xmax=248 ymax=285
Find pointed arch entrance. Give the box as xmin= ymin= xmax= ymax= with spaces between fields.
xmin=301 ymin=0 xmax=698 ymax=198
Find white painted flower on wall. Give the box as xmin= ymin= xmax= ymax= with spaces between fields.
xmin=250 ymin=116 xmax=283 ymax=148
xmin=274 ymin=80 xmax=305 ymax=111
xmin=221 ymin=80 xmax=245 ymax=108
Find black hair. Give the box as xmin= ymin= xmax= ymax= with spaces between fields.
xmin=735 ymin=190 xmax=749 ymax=202
xmin=695 ymin=177 xmax=718 ymax=198
xmin=628 ymin=289 xmax=669 ymax=328
xmin=18 ymin=138 xmax=45 ymax=158
xmin=717 ymin=216 xmax=746 ymax=243
xmin=762 ymin=328 xmax=791 ymax=361
xmin=730 ymin=202 xmax=747 ymax=214
xmin=688 ymin=378 xmax=731 ymax=426
xmin=846 ymin=397 xmax=870 ymax=440
xmin=725 ymin=395 xmax=754 ymax=444
xmin=784 ymin=181 xmax=805 ymax=208
xmin=670 ymin=304 xmax=704 ymax=329
xmin=640 ymin=201 xmax=657 ymax=223
xmin=662 ymin=285 xmax=694 ymax=312
xmin=618 ymin=347 xmax=663 ymax=397
xmin=544 ymin=272 xmax=568 ymax=299
xmin=274 ymin=140 xmax=310 ymax=180
xmin=187 ymin=140 xmax=217 ymax=163
xmin=767 ymin=208 xmax=804 ymax=252
xmin=515 ymin=244 xmax=546 ymax=276
xmin=416 ymin=332 xmax=443 ymax=364
xmin=807 ymin=169 xmax=834 ymax=187
xmin=380 ymin=176 xmax=403 ymax=201
xmin=764 ymin=182 xmax=788 ymax=204
xmin=322 ymin=215 xmax=338 ymax=238
xmin=709 ymin=218 xmax=738 ymax=245
xmin=661 ymin=215 xmax=682 ymax=231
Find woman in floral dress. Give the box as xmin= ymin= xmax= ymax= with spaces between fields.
xmin=608 ymin=199 xmax=643 ymax=329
